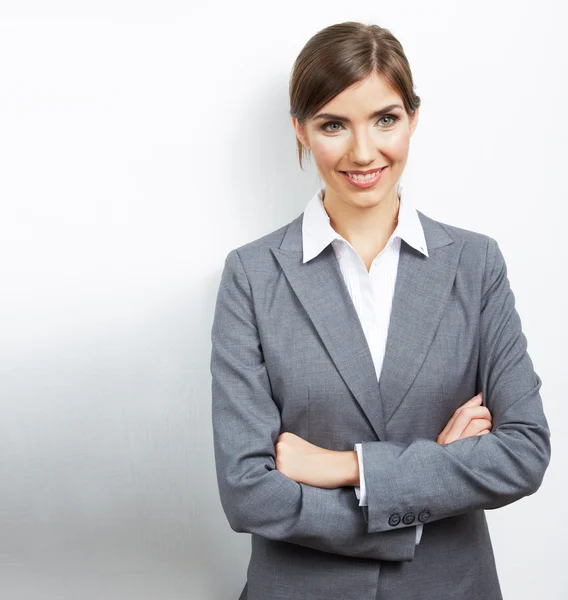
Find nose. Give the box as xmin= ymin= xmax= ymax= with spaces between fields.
xmin=349 ymin=129 xmax=378 ymax=165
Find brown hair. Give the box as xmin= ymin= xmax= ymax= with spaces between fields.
xmin=289 ymin=21 xmax=422 ymax=170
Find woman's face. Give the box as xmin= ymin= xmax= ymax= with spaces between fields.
xmin=292 ymin=70 xmax=418 ymax=211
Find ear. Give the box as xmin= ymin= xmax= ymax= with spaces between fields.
xmin=292 ymin=117 xmax=310 ymax=149
xmin=409 ymin=107 xmax=419 ymax=137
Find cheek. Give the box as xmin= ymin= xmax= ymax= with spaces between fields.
xmin=387 ymin=131 xmax=411 ymax=160
xmin=310 ymin=138 xmax=343 ymax=167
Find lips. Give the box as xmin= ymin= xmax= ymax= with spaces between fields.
xmin=341 ymin=167 xmax=386 ymax=176
xmin=340 ymin=166 xmax=387 ymax=188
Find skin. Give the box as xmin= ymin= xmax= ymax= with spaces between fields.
xmin=292 ymin=70 xmax=418 ymax=271
xmin=276 ymin=70 xmax=492 ymax=489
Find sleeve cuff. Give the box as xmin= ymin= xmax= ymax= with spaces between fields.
xmin=415 ymin=523 xmax=423 ymax=545
xmin=354 ymin=443 xmax=367 ymax=506
xmin=355 ymin=445 xmax=423 ymax=544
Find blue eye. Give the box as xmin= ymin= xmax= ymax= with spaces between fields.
xmin=378 ymin=115 xmax=398 ymax=127
xmin=321 ymin=122 xmax=341 ymax=132
xmin=320 ymin=114 xmax=399 ymax=132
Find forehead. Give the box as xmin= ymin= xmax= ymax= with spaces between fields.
xmin=317 ymin=71 xmax=402 ymax=114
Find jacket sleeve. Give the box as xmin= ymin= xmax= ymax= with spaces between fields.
xmin=359 ymin=237 xmax=552 ymax=534
xmin=355 ymin=444 xmax=424 ymax=545
xmin=210 ymin=248 xmax=417 ymax=561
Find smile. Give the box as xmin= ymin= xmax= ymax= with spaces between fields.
xmin=340 ymin=166 xmax=387 ymax=188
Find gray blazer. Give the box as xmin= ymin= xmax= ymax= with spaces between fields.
xmin=210 ymin=207 xmax=551 ymax=600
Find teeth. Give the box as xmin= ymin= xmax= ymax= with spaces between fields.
xmin=346 ymin=168 xmax=383 ymax=181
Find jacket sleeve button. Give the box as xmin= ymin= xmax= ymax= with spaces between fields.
xmin=402 ymin=512 xmax=416 ymax=525
xmin=418 ymin=510 xmax=431 ymax=523
xmin=388 ymin=513 xmax=401 ymax=527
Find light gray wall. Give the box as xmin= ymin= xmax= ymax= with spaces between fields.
xmin=0 ymin=2 xmax=566 ymax=599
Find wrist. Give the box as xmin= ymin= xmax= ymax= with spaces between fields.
xmin=339 ymin=450 xmax=360 ymax=487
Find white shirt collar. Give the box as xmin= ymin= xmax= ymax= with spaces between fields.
xmin=302 ymin=183 xmax=429 ymax=263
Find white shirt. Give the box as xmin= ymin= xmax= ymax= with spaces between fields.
xmin=301 ymin=183 xmax=429 ymax=546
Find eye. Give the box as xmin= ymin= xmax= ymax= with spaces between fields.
xmin=320 ymin=114 xmax=400 ymax=133
xmin=378 ymin=114 xmax=399 ymax=127
xmin=320 ymin=121 xmax=343 ymax=132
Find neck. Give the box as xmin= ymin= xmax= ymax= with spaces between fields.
xmin=322 ymin=186 xmax=401 ymax=251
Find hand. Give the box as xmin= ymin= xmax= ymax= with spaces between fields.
xmin=437 ymin=392 xmax=492 ymax=445
xmin=274 ymin=432 xmax=358 ymax=489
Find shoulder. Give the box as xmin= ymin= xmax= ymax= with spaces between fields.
xmin=417 ymin=209 xmax=499 ymax=269
xmin=417 ymin=209 xmax=494 ymax=246
xmin=222 ymin=213 xmax=302 ymax=274
xmin=235 ymin=217 xmax=297 ymax=254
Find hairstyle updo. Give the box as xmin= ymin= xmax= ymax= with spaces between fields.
xmin=289 ymin=21 xmax=421 ymax=170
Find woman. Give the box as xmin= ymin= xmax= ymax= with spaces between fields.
xmin=210 ymin=21 xmax=551 ymax=600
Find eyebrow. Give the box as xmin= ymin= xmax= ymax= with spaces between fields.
xmin=312 ymin=104 xmax=404 ymax=122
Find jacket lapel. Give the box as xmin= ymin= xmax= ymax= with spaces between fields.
xmin=379 ymin=213 xmax=463 ymax=424
xmin=271 ymin=210 xmax=462 ymax=440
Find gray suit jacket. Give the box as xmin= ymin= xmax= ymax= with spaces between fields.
xmin=210 ymin=207 xmax=551 ymax=600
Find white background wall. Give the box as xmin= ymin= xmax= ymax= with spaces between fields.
xmin=0 ymin=2 xmax=566 ymax=599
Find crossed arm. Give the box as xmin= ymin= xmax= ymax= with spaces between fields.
xmin=210 ymin=239 xmax=551 ymax=561
xmin=273 ymin=392 xmax=492 ymax=491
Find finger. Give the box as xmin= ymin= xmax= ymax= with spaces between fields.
xmin=455 ymin=391 xmax=484 ymax=415
xmin=472 ymin=407 xmax=492 ymax=422
xmin=461 ymin=418 xmax=492 ymax=439
xmin=438 ymin=394 xmax=483 ymax=439
xmin=465 ymin=392 xmax=483 ymax=406
xmin=439 ymin=413 xmax=491 ymax=445
xmin=457 ymin=406 xmax=491 ymax=422
xmin=439 ymin=396 xmax=485 ymax=440
xmin=444 ymin=407 xmax=492 ymax=443
xmin=453 ymin=407 xmax=492 ymax=430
